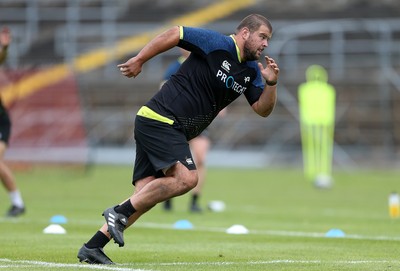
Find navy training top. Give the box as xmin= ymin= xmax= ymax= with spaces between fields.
xmin=146 ymin=26 xmax=265 ymax=140
xmin=163 ymin=56 xmax=186 ymax=81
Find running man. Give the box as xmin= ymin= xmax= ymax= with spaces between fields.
xmin=78 ymin=14 xmax=279 ymax=264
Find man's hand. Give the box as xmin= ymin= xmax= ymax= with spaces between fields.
xmin=117 ymin=56 xmax=143 ymax=78
xmin=258 ymin=55 xmax=279 ymax=86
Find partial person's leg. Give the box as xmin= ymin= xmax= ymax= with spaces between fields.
xmin=163 ymin=198 xmax=173 ymax=211
xmin=188 ymin=135 xmax=210 ymax=212
xmin=0 ymin=141 xmax=25 ymax=217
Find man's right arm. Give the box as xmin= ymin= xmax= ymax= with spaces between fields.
xmin=118 ymin=26 xmax=180 ymax=78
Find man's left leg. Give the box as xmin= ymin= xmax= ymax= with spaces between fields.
xmin=103 ymin=162 xmax=198 ymax=246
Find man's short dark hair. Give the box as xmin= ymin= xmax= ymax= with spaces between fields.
xmin=236 ymin=14 xmax=272 ymax=34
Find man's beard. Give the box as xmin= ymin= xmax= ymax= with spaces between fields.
xmin=244 ymin=47 xmax=260 ymax=61
xmin=243 ymin=45 xmax=259 ymax=61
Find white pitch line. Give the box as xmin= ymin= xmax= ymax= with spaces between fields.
xmin=113 ymin=259 xmax=400 ymax=267
xmin=0 ymin=259 xmax=153 ymax=271
xmin=2 ymin=258 xmax=399 ymax=270
xmin=135 ymin=222 xmax=400 ymax=242
xmin=2 ymin=217 xmax=400 ymax=242
xmin=249 ymin=228 xmax=400 ymax=241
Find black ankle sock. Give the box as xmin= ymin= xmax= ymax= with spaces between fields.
xmin=115 ymin=200 xmax=136 ymax=217
xmin=191 ymin=194 xmax=199 ymax=206
xmin=85 ymin=231 xmax=110 ymax=248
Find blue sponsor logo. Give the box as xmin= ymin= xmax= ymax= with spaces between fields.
xmin=216 ymin=70 xmax=247 ymax=94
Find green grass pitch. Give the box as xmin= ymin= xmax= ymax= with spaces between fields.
xmin=1 ymin=164 xmax=400 ymax=270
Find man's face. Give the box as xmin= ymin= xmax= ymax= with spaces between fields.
xmin=243 ymin=25 xmax=271 ymax=61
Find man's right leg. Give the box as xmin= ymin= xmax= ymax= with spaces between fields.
xmin=78 ymin=177 xmax=154 ymax=264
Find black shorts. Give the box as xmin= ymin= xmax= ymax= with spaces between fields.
xmin=0 ymin=111 xmax=11 ymax=144
xmin=132 ymin=116 xmax=196 ymax=184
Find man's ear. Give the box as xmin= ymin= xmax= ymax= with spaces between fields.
xmin=241 ymin=27 xmax=250 ymax=40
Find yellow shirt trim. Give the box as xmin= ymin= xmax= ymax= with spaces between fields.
xmin=179 ymin=26 xmax=184 ymax=40
xmin=137 ymin=106 xmax=174 ymax=125
xmin=230 ymin=35 xmax=241 ymax=63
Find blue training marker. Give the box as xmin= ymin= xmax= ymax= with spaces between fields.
xmin=173 ymin=219 xmax=193 ymax=229
xmin=50 ymin=215 xmax=68 ymax=224
xmin=325 ymin=228 xmax=345 ymax=238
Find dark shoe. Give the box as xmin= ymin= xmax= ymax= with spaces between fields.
xmin=102 ymin=206 xmax=127 ymax=247
xmin=6 ymin=205 xmax=25 ymax=217
xmin=77 ymin=244 xmax=114 ymax=264
xmin=190 ymin=204 xmax=203 ymax=213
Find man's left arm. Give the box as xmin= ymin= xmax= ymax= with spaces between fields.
xmin=251 ymin=56 xmax=279 ymax=117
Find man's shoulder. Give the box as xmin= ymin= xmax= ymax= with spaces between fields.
xmin=244 ymin=60 xmax=259 ymax=68
xmin=242 ymin=61 xmax=261 ymax=75
xmin=181 ymin=27 xmax=232 ymax=47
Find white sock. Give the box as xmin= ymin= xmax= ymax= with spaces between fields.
xmin=9 ymin=190 xmax=24 ymax=208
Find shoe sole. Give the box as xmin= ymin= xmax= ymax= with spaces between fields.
xmin=77 ymin=246 xmax=114 ymax=265
xmin=78 ymin=256 xmax=92 ymax=264
xmin=78 ymin=256 xmax=107 ymax=265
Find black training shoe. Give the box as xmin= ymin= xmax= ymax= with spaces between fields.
xmin=102 ymin=206 xmax=127 ymax=247
xmin=77 ymin=244 xmax=114 ymax=264
xmin=6 ymin=205 xmax=25 ymax=217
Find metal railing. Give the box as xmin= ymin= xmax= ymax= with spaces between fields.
xmin=0 ymin=0 xmax=131 ymax=67
xmin=1 ymin=0 xmax=399 ymax=165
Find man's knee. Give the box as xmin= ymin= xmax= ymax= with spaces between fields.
xmin=174 ymin=169 xmax=198 ymax=194
xmin=183 ymin=170 xmax=198 ymax=191
xmin=166 ymin=163 xmax=198 ymax=193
